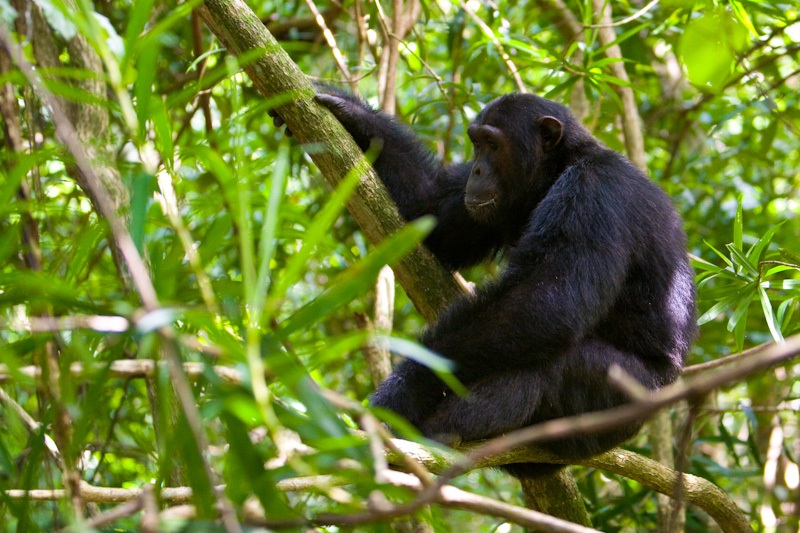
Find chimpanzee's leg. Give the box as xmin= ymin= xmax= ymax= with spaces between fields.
xmin=419 ymin=339 xmax=672 ymax=461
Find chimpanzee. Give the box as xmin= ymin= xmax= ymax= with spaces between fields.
xmin=273 ymin=90 xmax=696 ymax=475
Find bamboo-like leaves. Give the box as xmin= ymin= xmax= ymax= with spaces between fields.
xmin=698 ymin=206 xmax=796 ymax=346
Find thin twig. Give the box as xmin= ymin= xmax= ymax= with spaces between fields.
xmin=304 ymin=0 xmax=357 ymax=92
xmin=456 ymin=0 xmax=526 ymax=93
xmin=0 ymin=387 xmax=61 ymax=461
xmin=683 ymin=341 xmax=772 ymax=375
xmin=583 ymin=0 xmax=660 ymax=28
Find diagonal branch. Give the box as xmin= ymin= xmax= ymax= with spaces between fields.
xmin=198 ymin=0 xmax=461 ymax=322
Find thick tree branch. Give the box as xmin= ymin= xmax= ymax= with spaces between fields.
xmin=197 ymin=0 xmax=461 ymax=323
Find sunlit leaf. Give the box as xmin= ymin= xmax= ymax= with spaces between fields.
xmin=727 ymin=283 xmax=756 ymax=332
xmin=777 ymin=298 xmax=795 ymax=329
xmin=758 ymin=286 xmax=785 ymax=343
xmin=279 ymin=216 xmax=435 ymax=337
xmin=698 ymin=292 xmax=740 ymax=326
xmin=385 ymin=337 xmax=467 ymax=396
xmin=748 ymin=221 xmax=785 ymax=264
xmin=726 ymin=243 xmax=758 ymax=277
xmin=729 ymin=0 xmax=758 ymax=35
xmin=734 ymin=197 xmax=743 ymax=251
xmin=678 ymin=8 xmax=750 ymax=91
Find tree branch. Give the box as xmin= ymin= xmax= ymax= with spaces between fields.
xmin=197 ymin=0 xmax=461 ymax=323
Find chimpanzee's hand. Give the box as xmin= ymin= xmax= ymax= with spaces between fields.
xmin=267 ymin=109 xmax=293 ymax=137
xmin=315 ymin=91 xmax=380 ymax=152
xmin=268 ymin=87 xmax=381 ymax=151
xmin=315 ymin=93 xmax=372 ymax=128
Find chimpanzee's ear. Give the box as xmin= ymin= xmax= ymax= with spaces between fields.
xmin=539 ymin=116 xmax=563 ymax=149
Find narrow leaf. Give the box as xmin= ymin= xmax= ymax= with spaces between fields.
xmin=747 ymin=221 xmax=785 ymax=264
xmin=734 ymin=307 xmax=747 ymax=354
xmin=704 ymin=240 xmax=733 ymax=268
xmin=698 ymin=292 xmax=740 ymax=326
xmin=279 ymin=216 xmax=435 ymax=337
xmin=385 ymin=337 xmax=468 ymax=396
xmin=727 ymin=283 xmax=756 ymax=332
xmin=252 ymin=144 xmax=289 ymax=324
xmin=271 ymin=157 xmax=367 ymax=300
xmin=726 ymin=243 xmax=758 ymax=277
xmin=777 ymin=298 xmax=795 ymax=329
xmin=758 ymin=286 xmax=785 ymax=344
xmin=734 ymin=197 xmax=743 ymax=251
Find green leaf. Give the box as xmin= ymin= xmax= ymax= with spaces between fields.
xmin=734 ymin=197 xmax=743 ymax=251
xmin=678 ymin=9 xmax=750 ymax=91
xmin=779 ymin=248 xmax=800 ymax=266
xmin=701 ymin=284 xmax=743 ymax=301
xmin=698 ymin=292 xmax=740 ymax=326
xmin=543 ymin=76 xmax=579 ymax=100
xmin=777 ymin=298 xmax=795 ymax=329
xmin=593 ymin=22 xmax=649 ymax=58
xmin=187 ymin=48 xmax=226 ymax=72
xmin=747 ymin=221 xmax=785 ymax=264
xmin=122 ymin=0 xmax=156 ymax=55
xmin=727 ymin=283 xmax=756 ymax=333
xmin=0 ymin=150 xmax=57 ymax=207
xmin=386 ymin=337 xmax=468 ymax=396
xmin=270 ymin=156 xmax=367 ymax=301
xmin=252 ymin=144 xmax=289 ymax=325
xmin=726 ymin=243 xmax=758 ymax=278
xmin=129 ymin=172 xmax=155 ymax=255
xmin=0 ymin=223 xmax=20 ymax=265
xmin=734 ymin=307 xmax=748 ymax=354
xmin=766 ymin=266 xmax=798 ymax=277
xmin=589 ymin=70 xmax=633 ymax=89
xmin=279 ymin=216 xmax=435 ymax=338
xmin=221 ymin=412 xmax=295 ymax=518
xmin=151 ymin=98 xmax=174 ymax=170
xmin=704 ymin=241 xmax=733 ymax=269
xmin=730 ymin=0 xmax=758 ymax=35
xmin=171 ymin=414 xmax=216 ymax=517
xmin=758 ymin=286 xmax=785 ymax=344
xmin=192 ymin=145 xmax=234 ymax=183
xmin=590 ymin=57 xmax=628 ymax=68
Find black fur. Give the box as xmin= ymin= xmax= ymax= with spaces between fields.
xmin=313 ymin=91 xmax=696 ymax=474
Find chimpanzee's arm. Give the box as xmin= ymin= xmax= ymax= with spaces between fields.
xmin=421 ymin=164 xmax=633 ymax=382
xmin=315 ymin=91 xmax=502 ymax=270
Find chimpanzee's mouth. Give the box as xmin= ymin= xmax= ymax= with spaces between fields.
xmin=464 ymin=197 xmax=498 ymax=221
